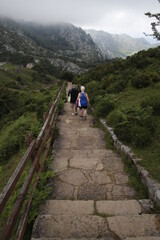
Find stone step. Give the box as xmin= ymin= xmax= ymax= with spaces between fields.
xmin=39 ymin=200 xmax=94 ymax=215
xmin=32 ymin=215 xmax=115 ymax=239
xmin=38 ymin=199 xmax=146 ymax=216
xmin=32 ymin=214 xmax=160 ymax=239
xmin=107 ymin=214 xmax=160 ymax=239
xmin=53 ymin=139 xmax=106 ymax=150
xmin=52 ymin=149 xmax=114 ymax=159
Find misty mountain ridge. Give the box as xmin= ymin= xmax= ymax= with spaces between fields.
xmin=85 ymin=29 xmax=158 ymax=59
xmin=0 ymin=17 xmax=159 ymax=74
xmin=0 ymin=18 xmax=103 ymax=73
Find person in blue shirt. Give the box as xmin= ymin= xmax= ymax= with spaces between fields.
xmin=77 ymin=86 xmax=90 ymax=120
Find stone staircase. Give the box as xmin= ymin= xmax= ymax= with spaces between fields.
xmin=32 ymin=200 xmax=160 ymax=239
xmin=31 ymin=83 xmax=160 ymax=240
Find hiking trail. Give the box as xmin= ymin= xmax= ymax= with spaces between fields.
xmin=31 ymin=82 xmax=160 ymax=240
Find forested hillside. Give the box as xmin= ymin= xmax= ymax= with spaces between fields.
xmin=0 ymin=62 xmax=61 ymax=188
xmin=75 ymin=46 xmax=160 ymax=182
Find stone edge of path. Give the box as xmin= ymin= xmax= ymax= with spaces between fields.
xmin=100 ymin=118 xmax=160 ymax=207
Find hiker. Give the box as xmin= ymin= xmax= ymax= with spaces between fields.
xmin=77 ymin=86 xmax=90 ymax=120
xmin=68 ymin=84 xmax=79 ymax=115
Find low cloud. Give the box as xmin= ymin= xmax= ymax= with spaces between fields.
xmin=0 ymin=0 xmax=159 ymax=41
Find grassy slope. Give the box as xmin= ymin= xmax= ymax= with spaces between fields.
xmin=0 ymin=62 xmax=62 ymax=235
xmin=114 ymin=83 xmax=160 ymax=182
xmin=0 ymin=63 xmax=60 ymax=190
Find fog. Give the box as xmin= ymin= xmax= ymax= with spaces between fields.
xmin=0 ymin=0 xmax=160 ymax=43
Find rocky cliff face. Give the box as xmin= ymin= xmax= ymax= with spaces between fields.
xmin=86 ymin=29 xmax=154 ymax=59
xmin=0 ymin=20 xmax=47 ymax=57
xmin=0 ymin=18 xmax=103 ymax=73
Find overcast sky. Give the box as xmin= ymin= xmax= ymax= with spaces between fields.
xmin=0 ymin=0 xmax=160 ymax=43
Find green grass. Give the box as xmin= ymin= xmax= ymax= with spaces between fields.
xmin=112 ymin=84 xmax=160 ymax=183
xmin=0 ymin=62 xmax=62 ymax=238
xmin=134 ymin=118 xmax=160 ymax=182
xmin=115 ymin=84 xmax=160 ymax=109
xmin=0 ymin=62 xmax=59 ymax=90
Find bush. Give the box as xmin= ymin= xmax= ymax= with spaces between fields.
xmin=131 ymin=72 xmax=152 ymax=88
xmin=85 ymin=81 xmax=99 ymax=104
xmin=107 ymin=107 xmax=154 ymax=147
xmin=0 ymin=115 xmax=33 ymax=163
xmin=106 ymin=110 xmax=128 ymax=128
xmin=150 ymin=72 xmax=160 ymax=83
xmin=94 ymin=95 xmax=115 ymax=118
xmin=58 ymin=99 xmax=65 ymax=114
xmin=131 ymin=125 xmax=152 ymax=147
xmin=107 ymin=78 xmax=127 ymax=93
xmin=141 ymin=95 xmax=160 ymax=115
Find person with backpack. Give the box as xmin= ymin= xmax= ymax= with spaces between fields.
xmin=68 ymin=84 xmax=79 ymax=116
xmin=77 ymin=86 xmax=90 ymax=120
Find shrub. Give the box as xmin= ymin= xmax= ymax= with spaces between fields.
xmin=85 ymin=81 xmax=99 ymax=104
xmin=131 ymin=72 xmax=152 ymax=88
xmin=106 ymin=110 xmax=128 ymax=128
xmin=150 ymin=72 xmax=160 ymax=83
xmin=107 ymin=107 xmax=154 ymax=147
xmin=130 ymin=125 xmax=152 ymax=147
xmin=141 ymin=95 xmax=160 ymax=115
xmin=58 ymin=99 xmax=65 ymax=114
xmin=0 ymin=115 xmax=33 ymax=163
xmin=107 ymin=79 xmax=127 ymax=93
xmin=94 ymin=95 xmax=115 ymax=118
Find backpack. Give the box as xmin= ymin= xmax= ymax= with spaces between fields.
xmin=80 ymin=92 xmax=88 ymax=107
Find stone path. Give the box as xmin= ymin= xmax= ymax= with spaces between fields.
xmin=32 ymin=83 xmax=160 ymax=240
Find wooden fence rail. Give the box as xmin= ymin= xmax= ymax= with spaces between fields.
xmin=0 ymin=81 xmax=65 ymax=240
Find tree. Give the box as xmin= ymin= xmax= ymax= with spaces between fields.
xmin=144 ymin=0 xmax=160 ymax=40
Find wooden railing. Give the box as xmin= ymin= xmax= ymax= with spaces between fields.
xmin=0 ymin=81 xmax=65 ymax=240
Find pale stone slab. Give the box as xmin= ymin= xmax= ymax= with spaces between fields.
xmin=50 ymin=158 xmax=68 ymax=173
xmin=70 ymin=158 xmax=99 ymax=170
xmin=107 ymin=214 xmax=160 ymax=239
xmin=87 ymin=149 xmax=113 ymax=158
xmin=103 ymin=157 xmax=124 ymax=172
xmin=97 ymin=200 xmax=141 ymax=216
xmin=95 ymin=163 xmax=104 ymax=171
xmin=59 ymin=169 xmax=88 ymax=186
xmin=52 ymin=150 xmax=71 ymax=158
xmin=89 ymin=171 xmax=112 ymax=184
xmin=114 ymin=173 xmax=129 ymax=184
xmin=39 ymin=200 xmax=94 ymax=215
xmin=32 ymin=215 xmax=112 ymax=239
xmin=51 ymin=181 xmax=74 ymax=200
xmin=112 ymin=185 xmax=136 ymax=200
xmin=78 ymin=183 xmax=108 ymax=200
xmin=53 ymin=140 xmax=71 ymax=150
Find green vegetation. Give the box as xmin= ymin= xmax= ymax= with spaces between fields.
xmin=0 ymin=62 xmax=62 ymax=238
xmin=75 ymin=46 xmax=160 ymax=182
xmin=0 ymin=62 xmax=60 ymax=182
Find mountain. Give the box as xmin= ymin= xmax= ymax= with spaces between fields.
xmin=85 ymin=29 xmax=155 ymax=59
xmin=0 ymin=18 xmax=103 ymax=73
